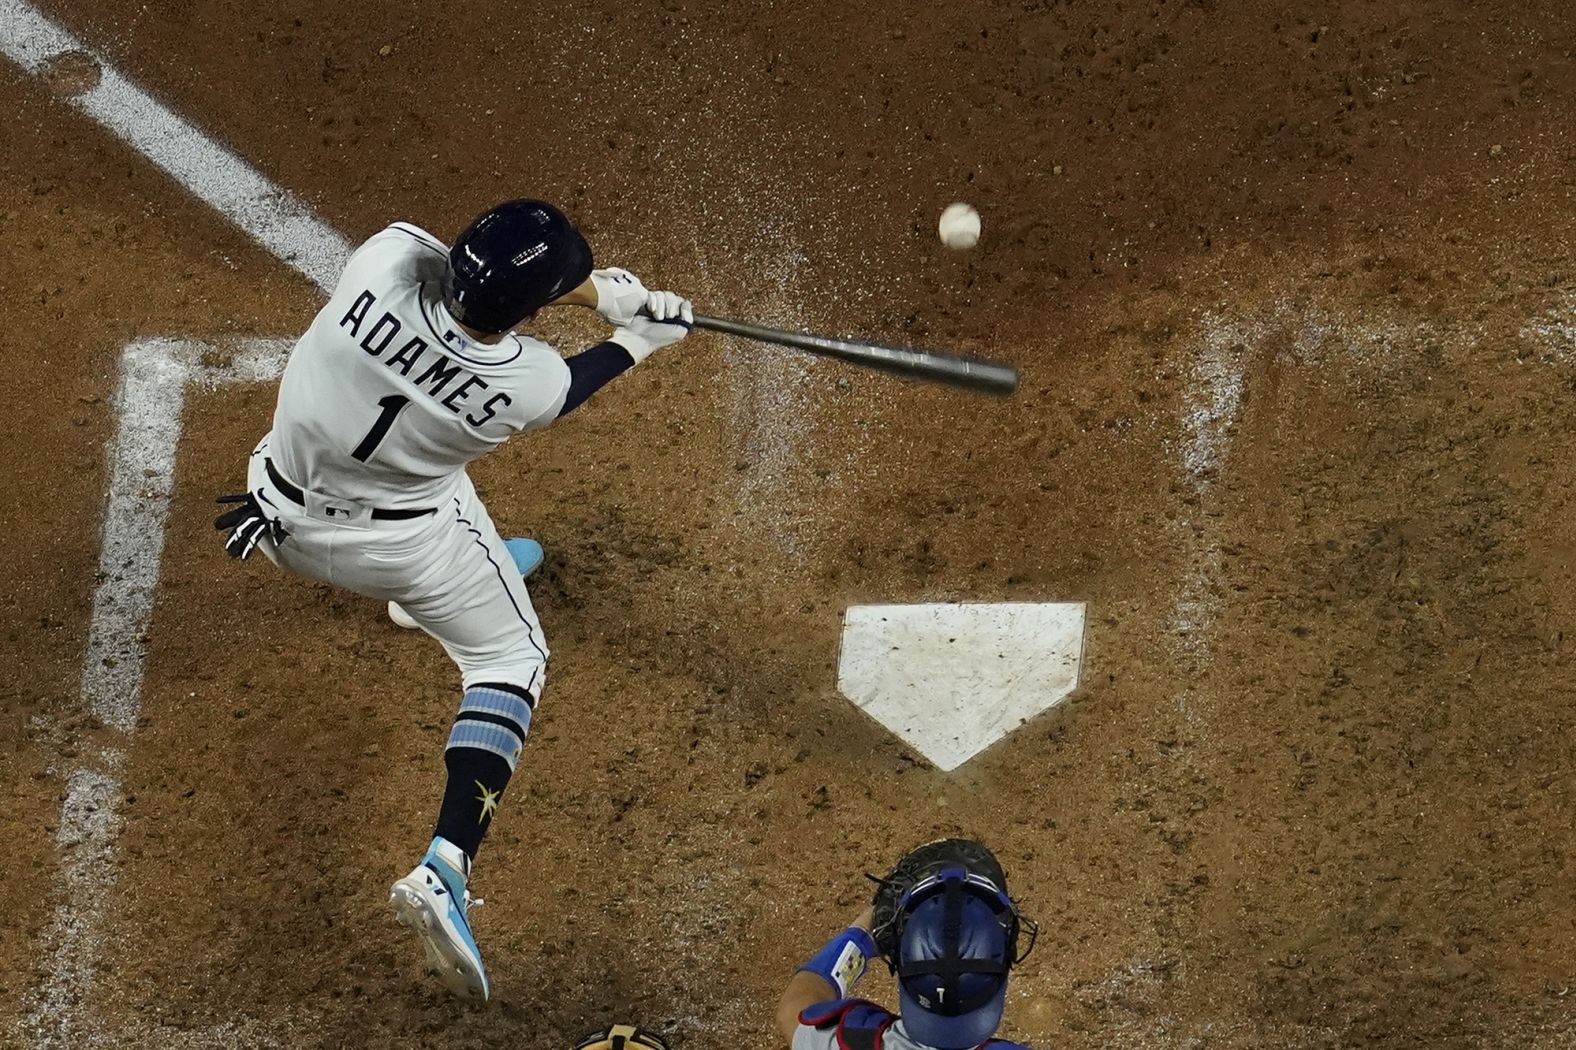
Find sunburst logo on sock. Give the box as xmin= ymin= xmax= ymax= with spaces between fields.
xmin=475 ymin=781 xmax=501 ymax=823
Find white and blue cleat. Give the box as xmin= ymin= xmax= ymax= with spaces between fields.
xmin=389 ymin=837 xmax=490 ymax=1001
xmin=388 ymin=537 xmax=545 ymax=630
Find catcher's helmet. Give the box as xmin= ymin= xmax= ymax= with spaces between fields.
xmin=572 ymin=1024 xmax=670 ymax=1050
xmin=444 ymin=199 xmax=593 ymax=334
xmin=894 ymin=867 xmax=1029 ymax=1050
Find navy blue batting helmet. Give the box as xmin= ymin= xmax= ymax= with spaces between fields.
xmin=895 ymin=867 xmax=1026 ymax=1050
xmin=443 ymin=199 xmax=593 ymax=334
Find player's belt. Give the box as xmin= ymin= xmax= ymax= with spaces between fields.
xmin=264 ymin=459 xmax=435 ymax=521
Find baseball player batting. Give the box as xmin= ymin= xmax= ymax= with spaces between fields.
xmin=214 ymin=199 xmax=693 ymax=1001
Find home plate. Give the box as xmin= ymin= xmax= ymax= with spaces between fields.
xmin=837 ymin=602 xmax=1087 ymax=772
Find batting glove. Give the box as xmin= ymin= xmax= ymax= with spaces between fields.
xmin=590 ymin=267 xmax=650 ymax=327
xmin=608 ymin=292 xmax=694 ymax=363
xmin=214 ymin=492 xmax=288 ymax=560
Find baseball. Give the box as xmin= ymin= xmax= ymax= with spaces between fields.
xmin=938 ymin=202 xmax=981 ymax=250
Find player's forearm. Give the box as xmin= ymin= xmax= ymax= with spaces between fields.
xmin=546 ymin=276 xmax=599 ymax=308
xmin=558 ymin=341 xmax=638 ymax=416
xmin=776 ymin=907 xmax=878 ymax=1043
xmin=776 ymin=971 xmax=837 ymax=1045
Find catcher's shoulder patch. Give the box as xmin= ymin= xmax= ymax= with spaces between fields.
xmin=573 ymin=1023 xmax=671 ymax=1050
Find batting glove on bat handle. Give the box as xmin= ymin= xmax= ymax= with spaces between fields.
xmin=214 ymin=492 xmax=288 ymax=560
xmin=609 ymin=293 xmax=694 ymax=363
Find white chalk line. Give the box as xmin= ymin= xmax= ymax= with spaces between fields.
xmin=79 ymin=338 xmax=296 ymax=734
xmin=1169 ymin=317 xmax=1246 ymax=676
xmin=0 ymin=0 xmax=349 ymax=1041
xmin=0 ymin=3 xmax=827 ymax=1036
xmin=17 ymin=339 xmax=290 ymax=1050
xmin=20 ymin=769 xmax=121 ymax=1049
xmin=9 ymin=0 xmax=1567 ymax=1040
xmin=79 ymin=342 xmax=192 ymax=734
xmin=23 ymin=340 xmax=203 ymax=1045
xmin=0 ymin=0 xmax=350 ymax=293
xmin=1167 ymin=296 xmax=1437 ymax=681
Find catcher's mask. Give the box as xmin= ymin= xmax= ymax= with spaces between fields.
xmin=893 ymin=866 xmax=1037 ymax=1050
xmin=572 ymin=1024 xmax=670 ymax=1050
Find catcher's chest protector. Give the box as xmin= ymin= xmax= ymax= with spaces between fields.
xmin=798 ymin=999 xmax=1035 ymax=1050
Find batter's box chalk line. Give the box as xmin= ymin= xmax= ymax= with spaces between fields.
xmin=0 ymin=0 xmax=352 ymax=293
xmin=18 ymin=338 xmax=291 ymax=1050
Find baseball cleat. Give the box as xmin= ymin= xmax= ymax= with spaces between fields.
xmin=389 ymin=838 xmax=490 ymax=1001
xmin=388 ymin=537 xmax=545 ymax=629
xmin=503 ymin=537 xmax=545 ymax=577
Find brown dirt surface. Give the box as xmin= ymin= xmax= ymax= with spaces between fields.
xmin=0 ymin=55 xmax=309 ymax=1040
xmin=7 ymin=0 xmax=1576 ymax=1048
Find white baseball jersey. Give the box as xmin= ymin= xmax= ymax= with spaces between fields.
xmin=270 ymin=222 xmax=572 ymax=511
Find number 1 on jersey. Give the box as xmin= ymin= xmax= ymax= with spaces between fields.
xmin=351 ymin=394 xmax=411 ymax=462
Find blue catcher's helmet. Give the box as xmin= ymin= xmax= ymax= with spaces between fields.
xmin=443 ymin=199 xmax=593 ymax=334
xmin=895 ymin=866 xmax=1027 ymax=1050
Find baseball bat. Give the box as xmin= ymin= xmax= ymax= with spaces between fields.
xmin=692 ymin=313 xmax=1019 ymax=397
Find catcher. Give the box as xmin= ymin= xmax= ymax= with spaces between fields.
xmin=573 ymin=1025 xmax=671 ymax=1050
xmin=775 ymin=839 xmax=1039 ymax=1050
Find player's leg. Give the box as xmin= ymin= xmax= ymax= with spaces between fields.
xmin=387 ymin=537 xmax=543 ymax=630
xmin=247 ymin=451 xmax=545 ymax=868
xmin=387 ymin=476 xmax=551 ymax=1001
xmin=402 ymin=484 xmax=548 ymax=854
xmin=237 ymin=446 xmax=521 ymax=1000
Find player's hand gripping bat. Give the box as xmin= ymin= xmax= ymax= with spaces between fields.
xmin=692 ymin=313 xmax=1019 ymax=397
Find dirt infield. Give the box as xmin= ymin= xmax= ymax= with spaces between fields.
xmin=6 ymin=0 xmax=1576 ymax=1047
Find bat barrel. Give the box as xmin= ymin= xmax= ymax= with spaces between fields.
xmin=692 ymin=314 xmax=1019 ymax=397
